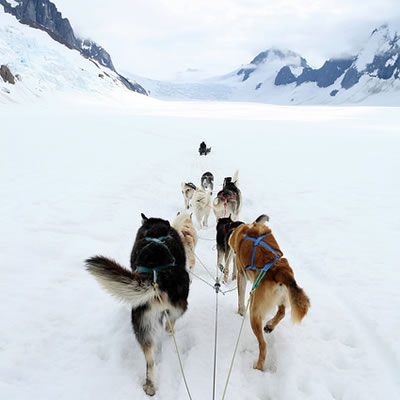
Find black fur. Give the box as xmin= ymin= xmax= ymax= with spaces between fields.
xmin=130 ymin=214 xmax=189 ymax=330
xmin=86 ymin=214 xmax=189 ymax=396
xmin=216 ymin=214 xmax=269 ymax=282
xmin=201 ymin=171 xmax=214 ymax=193
xmin=199 ymin=141 xmax=211 ymax=155
xmin=216 ymin=175 xmax=242 ymax=216
xmin=216 ymin=216 xmax=244 ymax=254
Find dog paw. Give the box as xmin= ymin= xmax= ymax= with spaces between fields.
xmin=264 ymin=325 xmax=274 ymax=334
xmin=238 ymin=308 xmax=245 ymax=317
xmin=143 ymin=380 xmax=156 ymax=396
xmin=165 ymin=324 xmax=175 ymax=335
xmin=253 ymin=361 xmax=265 ymax=371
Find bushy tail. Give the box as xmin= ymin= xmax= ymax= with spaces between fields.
xmin=277 ymin=269 xmax=310 ymax=323
xmin=85 ymin=256 xmax=155 ymax=307
xmin=253 ymin=214 xmax=270 ymax=224
xmin=233 ymin=170 xmax=239 ymax=186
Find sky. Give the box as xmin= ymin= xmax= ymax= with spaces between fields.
xmin=53 ymin=0 xmax=400 ymax=80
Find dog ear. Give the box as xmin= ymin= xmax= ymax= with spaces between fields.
xmin=141 ymin=213 xmax=148 ymax=224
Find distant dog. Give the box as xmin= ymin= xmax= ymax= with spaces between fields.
xmin=229 ymin=222 xmax=310 ymax=371
xmin=172 ymin=212 xmax=198 ymax=281
xmin=216 ymin=214 xmax=269 ymax=282
xmin=201 ymin=171 xmax=214 ymax=195
xmin=85 ymin=214 xmax=190 ymax=396
xmin=192 ymin=188 xmax=211 ymax=228
xmin=213 ymin=170 xmax=242 ymax=220
xmin=199 ymin=141 xmax=211 ymax=155
xmin=181 ymin=182 xmax=196 ymax=209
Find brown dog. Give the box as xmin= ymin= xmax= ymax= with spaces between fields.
xmin=229 ymin=222 xmax=310 ymax=371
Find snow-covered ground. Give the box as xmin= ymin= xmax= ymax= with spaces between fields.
xmin=1 ymin=93 xmax=400 ymax=400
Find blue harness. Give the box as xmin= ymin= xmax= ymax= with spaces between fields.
xmin=136 ymin=235 xmax=176 ymax=282
xmin=244 ymin=233 xmax=281 ymax=274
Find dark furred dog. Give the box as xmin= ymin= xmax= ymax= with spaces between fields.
xmin=213 ymin=170 xmax=242 ymax=220
xmin=201 ymin=171 xmax=214 ymax=194
xmin=85 ymin=214 xmax=190 ymax=396
xmin=216 ymin=214 xmax=269 ymax=282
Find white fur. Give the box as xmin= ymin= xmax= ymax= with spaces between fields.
xmin=172 ymin=212 xmax=198 ymax=280
xmin=181 ymin=182 xmax=195 ymax=210
xmin=87 ymin=266 xmax=155 ymax=307
xmin=191 ymin=188 xmax=211 ymax=229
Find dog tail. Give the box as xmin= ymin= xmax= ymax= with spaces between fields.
xmin=232 ymin=170 xmax=239 ymax=186
xmin=85 ymin=256 xmax=155 ymax=307
xmin=277 ymin=269 xmax=310 ymax=323
xmin=253 ymin=214 xmax=270 ymax=224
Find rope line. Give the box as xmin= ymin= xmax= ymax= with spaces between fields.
xmin=212 ymin=279 xmax=220 ymax=400
xmin=194 ymin=252 xmax=216 ymax=281
xmin=189 ymin=269 xmax=216 ymax=290
xmin=153 ymin=284 xmax=193 ymax=400
xmin=221 ymin=270 xmax=265 ymax=400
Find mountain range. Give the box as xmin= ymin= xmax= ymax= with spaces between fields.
xmin=1 ymin=0 xmax=399 ymax=105
xmin=137 ymin=24 xmax=400 ymax=105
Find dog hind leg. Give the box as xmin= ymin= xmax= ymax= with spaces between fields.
xmin=224 ymin=249 xmax=234 ymax=282
xmin=264 ymin=304 xmax=286 ymax=333
xmin=250 ymin=299 xmax=267 ymax=371
xmin=231 ymin=255 xmax=237 ymax=281
xmin=217 ymin=248 xmax=225 ymax=273
xmin=250 ymin=300 xmax=267 ymax=371
xmin=141 ymin=343 xmax=156 ymax=396
xmin=237 ymin=267 xmax=247 ymax=316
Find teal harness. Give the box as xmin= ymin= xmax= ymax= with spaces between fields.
xmin=135 ymin=235 xmax=176 ymax=282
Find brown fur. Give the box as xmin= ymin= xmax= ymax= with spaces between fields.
xmin=229 ymin=223 xmax=310 ymax=370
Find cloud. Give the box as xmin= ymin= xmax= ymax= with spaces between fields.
xmin=54 ymin=0 xmax=400 ymax=79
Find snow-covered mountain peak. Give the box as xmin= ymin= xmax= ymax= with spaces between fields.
xmin=250 ymin=48 xmax=307 ymax=67
xmin=0 ymin=10 xmax=145 ymax=103
xmin=231 ymin=48 xmax=308 ymax=84
xmin=355 ymin=24 xmax=399 ymax=70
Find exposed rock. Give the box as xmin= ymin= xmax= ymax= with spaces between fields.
xmin=0 ymin=0 xmax=147 ymax=95
xmin=237 ymin=67 xmax=256 ymax=81
xmin=275 ymin=66 xmax=297 ymax=85
xmin=0 ymin=64 xmax=15 ymax=84
xmin=341 ymin=67 xmax=362 ymax=89
xmin=295 ymin=58 xmax=354 ymax=88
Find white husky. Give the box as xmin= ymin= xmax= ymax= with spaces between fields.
xmin=172 ymin=212 xmax=198 ymax=280
xmin=191 ymin=188 xmax=211 ymax=229
xmin=181 ymin=182 xmax=196 ymax=209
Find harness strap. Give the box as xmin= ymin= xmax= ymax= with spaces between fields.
xmin=144 ymin=235 xmax=172 ymax=245
xmin=244 ymin=233 xmax=281 ymax=277
xmin=137 ymin=235 xmax=175 ymax=282
xmin=136 ymin=263 xmax=175 ymax=283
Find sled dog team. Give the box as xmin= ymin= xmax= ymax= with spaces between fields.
xmin=85 ymin=170 xmax=310 ymax=396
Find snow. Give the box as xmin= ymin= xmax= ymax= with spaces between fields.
xmin=355 ymin=25 xmax=393 ymax=71
xmin=1 ymin=91 xmax=400 ymax=399
xmin=6 ymin=0 xmax=19 ymax=8
xmin=385 ymin=54 xmax=399 ymax=68
xmin=0 ymin=11 xmax=132 ymax=104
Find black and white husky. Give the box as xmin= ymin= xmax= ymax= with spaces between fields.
xmin=216 ymin=214 xmax=269 ymax=282
xmin=85 ymin=214 xmax=190 ymax=396
xmin=213 ymin=170 xmax=242 ymax=220
xmin=200 ymin=171 xmax=214 ymax=195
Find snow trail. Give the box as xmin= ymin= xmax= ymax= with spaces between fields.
xmin=1 ymin=97 xmax=399 ymax=399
